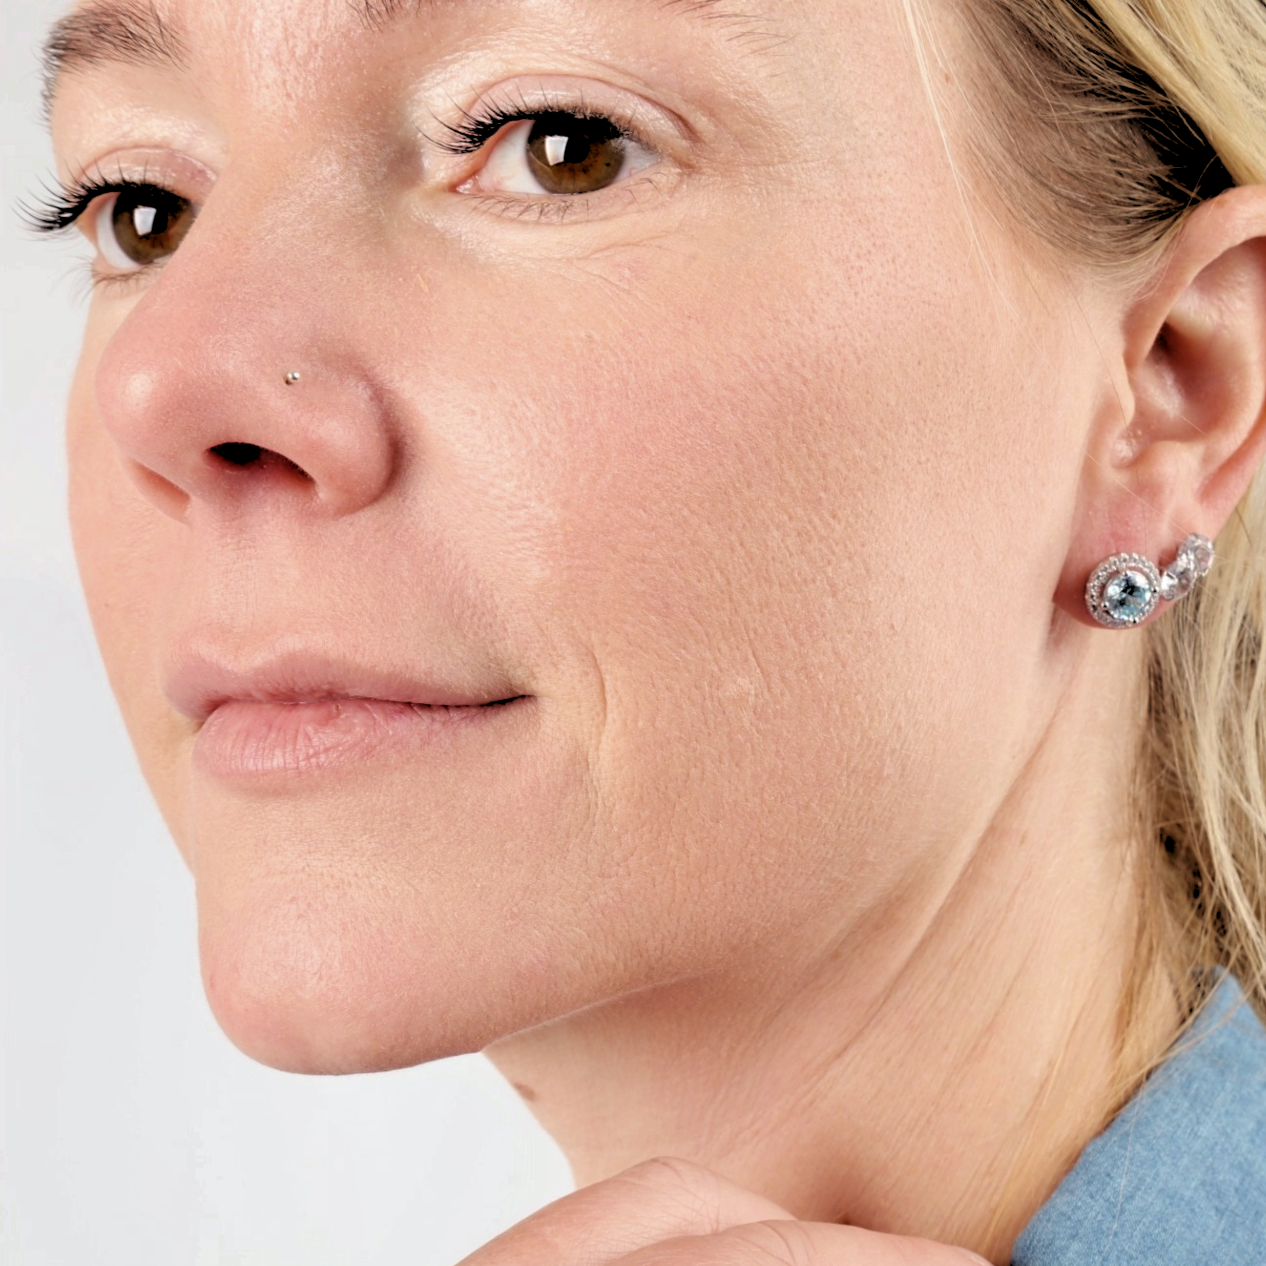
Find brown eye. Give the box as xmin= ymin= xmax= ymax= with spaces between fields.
xmin=525 ymin=114 xmax=627 ymax=195
xmin=96 ymin=186 xmax=196 ymax=272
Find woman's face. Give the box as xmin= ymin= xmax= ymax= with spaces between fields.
xmin=55 ymin=0 xmax=1104 ymax=1071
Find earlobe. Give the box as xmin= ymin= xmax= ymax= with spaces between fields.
xmin=1060 ymin=185 xmax=1266 ymax=629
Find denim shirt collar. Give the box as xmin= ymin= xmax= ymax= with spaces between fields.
xmin=1012 ymin=974 xmax=1266 ymax=1265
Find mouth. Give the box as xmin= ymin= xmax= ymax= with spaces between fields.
xmin=166 ymin=652 xmax=531 ymax=781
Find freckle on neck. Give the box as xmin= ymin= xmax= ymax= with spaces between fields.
xmin=513 ymin=1082 xmax=538 ymax=1103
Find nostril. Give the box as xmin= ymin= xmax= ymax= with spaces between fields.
xmin=208 ymin=443 xmax=313 ymax=480
xmin=211 ymin=442 xmax=263 ymax=466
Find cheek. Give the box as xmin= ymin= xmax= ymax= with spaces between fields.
xmin=440 ymin=213 xmax=1066 ymax=857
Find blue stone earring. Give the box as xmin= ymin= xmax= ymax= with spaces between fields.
xmin=1085 ymin=534 xmax=1214 ymax=630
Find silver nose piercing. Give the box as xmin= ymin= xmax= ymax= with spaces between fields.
xmin=284 ymin=371 xmax=302 ymax=385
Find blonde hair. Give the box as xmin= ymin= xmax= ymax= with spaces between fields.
xmin=938 ymin=0 xmax=1266 ymax=1027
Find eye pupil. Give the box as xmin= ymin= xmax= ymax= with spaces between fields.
xmin=110 ymin=188 xmax=195 ymax=266
xmin=526 ymin=114 xmax=626 ymax=195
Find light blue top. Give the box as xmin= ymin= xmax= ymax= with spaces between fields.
xmin=1013 ymin=973 xmax=1266 ymax=1264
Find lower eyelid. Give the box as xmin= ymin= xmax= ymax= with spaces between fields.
xmin=464 ymin=169 xmax=673 ymax=223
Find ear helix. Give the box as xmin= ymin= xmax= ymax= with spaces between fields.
xmin=1084 ymin=534 xmax=1215 ymax=630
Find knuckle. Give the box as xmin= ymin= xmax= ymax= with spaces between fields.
xmin=731 ymin=1220 xmax=819 ymax=1266
xmin=633 ymin=1221 xmax=814 ymax=1266
xmin=625 ymin=1156 xmax=715 ymax=1190
xmin=617 ymin=1157 xmax=725 ymax=1228
xmin=630 ymin=1245 xmax=765 ymax=1266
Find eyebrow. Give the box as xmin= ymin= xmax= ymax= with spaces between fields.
xmin=42 ymin=0 xmax=775 ymax=111
xmin=42 ymin=2 xmax=185 ymax=113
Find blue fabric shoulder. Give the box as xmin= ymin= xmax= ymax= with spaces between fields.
xmin=1012 ymin=974 xmax=1266 ymax=1265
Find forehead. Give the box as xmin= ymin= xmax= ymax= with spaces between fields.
xmin=43 ymin=0 xmax=783 ymax=109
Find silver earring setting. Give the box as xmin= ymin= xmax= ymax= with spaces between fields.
xmin=284 ymin=370 xmax=302 ymax=386
xmin=1085 ymin=534 xmax=1214 ymax=629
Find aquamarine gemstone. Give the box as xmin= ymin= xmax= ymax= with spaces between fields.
xmin=1104 ymin=569 xmax=1155 ymax=622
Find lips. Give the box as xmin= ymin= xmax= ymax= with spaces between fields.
xmin=165 ymin=650 xmax=529 ymax=779
xmin=166 ymin=649 xmax=519 ymax=721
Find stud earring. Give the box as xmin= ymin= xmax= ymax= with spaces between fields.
xmin=1085 ymin=534 xmax=1215 ymax=629
xmin=284 ymin=370 xmax=302 ymax=385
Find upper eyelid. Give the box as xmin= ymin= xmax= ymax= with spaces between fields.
xmin=25 ymin=145 xmax=216 ymax=234
xmin=23 ymin=176 xmax=146 ymax=235
xmin=430 ymin=108 xmax=655 ymax=162
xmin=424 ymin=79 xmax=681 ymax=156
xmin=23 ymin=154 xmax=196 ymax=236
xmin=432 ymin=106 xmax=648 ymax=157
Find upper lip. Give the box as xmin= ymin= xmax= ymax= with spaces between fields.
xmin=165 ymin=650 xmax=524 ymax=723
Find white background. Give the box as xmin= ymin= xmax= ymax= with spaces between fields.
xmin=0 ymin=3 xmax=572 ymax=1262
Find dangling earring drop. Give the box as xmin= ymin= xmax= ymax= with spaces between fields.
xmin=1084 ymin=534 xmax=1214 ymax=629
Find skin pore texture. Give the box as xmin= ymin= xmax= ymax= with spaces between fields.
xmin=47 ymin=0 xmax=1266 ymax=1261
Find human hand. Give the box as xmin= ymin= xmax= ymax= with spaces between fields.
xmin=459 ymin=1158 xmax=992 ymax=1266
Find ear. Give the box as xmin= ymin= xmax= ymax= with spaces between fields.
xmin=1060 ymin=185 xmax=1266 ymax=628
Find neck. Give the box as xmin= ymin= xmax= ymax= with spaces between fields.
xmin=485 ymin=638 xmax=1180 ymax=1264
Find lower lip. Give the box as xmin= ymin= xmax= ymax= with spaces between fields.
xmin=193 ymin=697 xmax=526 ymax=780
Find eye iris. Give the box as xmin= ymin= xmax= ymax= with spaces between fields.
xmin=110 ymin=189 xmax=195 ymax=265
xmin=526 ymin=114 xmax=626 ymax=195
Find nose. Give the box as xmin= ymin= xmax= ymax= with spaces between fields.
xmin=94 ymin=250 xmax=397 ymax=524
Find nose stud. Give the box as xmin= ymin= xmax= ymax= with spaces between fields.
xmin=284 ymin=371 xmax=302 ymax=386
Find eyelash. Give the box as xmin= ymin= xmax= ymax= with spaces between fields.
xmin=430 ymin=90 xmax=650 ymax=161
xmin=23 ymin=175 xmax=161 ymax=237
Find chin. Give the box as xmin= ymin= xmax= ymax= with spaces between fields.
xmin=196 ymin=876 xmax=559 ymax=1075
xmin=179 ymin=717 xmax=620 ymax=1074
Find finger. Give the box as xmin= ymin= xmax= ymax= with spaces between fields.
xmin=620 ymin=1220 xmax=991 ymax=1266
xmin=458 ymin=1157 xmax=797 ymax=1266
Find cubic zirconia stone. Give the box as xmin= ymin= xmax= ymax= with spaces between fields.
xmin=1187 ymin=536 xmax=1215 ymax=576
xmin=1163 ymin=558 xmax=1195 ymax=600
